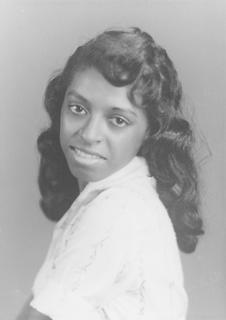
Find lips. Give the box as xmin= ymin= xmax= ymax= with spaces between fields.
xmin=69 ymin=146 xmax=106 ymax=160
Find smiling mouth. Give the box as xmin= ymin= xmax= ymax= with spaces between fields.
xmin=69 ymin=146 xmax=106 ymax=160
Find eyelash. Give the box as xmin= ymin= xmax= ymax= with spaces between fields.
xmin=68 ymin=104 xmax=130 ymax=128
xmin=109 ymin=116 xmax=130 ymax=128
xmin=68 ymin=104 xmax=87 ymax=115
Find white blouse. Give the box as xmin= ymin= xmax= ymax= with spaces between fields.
xmin=30 ymin=156 xmax=188 ymax=320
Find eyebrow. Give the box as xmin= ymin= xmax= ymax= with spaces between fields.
xmin=66 ymin=89 xmax=137 ymax=117
xmin=110 ymin=107 xmax=137 ymax=117
xmin=67 ymin=90 xmax=90 ymax=104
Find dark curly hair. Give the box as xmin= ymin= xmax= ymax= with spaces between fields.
xmin=37 ymin=27 xmax=204 ymax=253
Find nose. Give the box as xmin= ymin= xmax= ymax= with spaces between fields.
xmin=78 ymin=116 xmax=103 ymax=144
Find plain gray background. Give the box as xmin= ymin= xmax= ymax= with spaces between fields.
xmin=0 ymin=0 xmax=225 ymax=319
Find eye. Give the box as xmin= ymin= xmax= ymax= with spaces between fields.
xmin=110 ymin=116 xmax=129 ymax=128
xmin=68 ymin=103 xmax=87 ymax=115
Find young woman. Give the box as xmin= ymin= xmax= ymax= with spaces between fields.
xmin=23 ymin=27 xmax=203 ymax=319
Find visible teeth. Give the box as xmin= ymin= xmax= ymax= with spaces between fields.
xmin=75 ymin=148 xmax=101 ymax=159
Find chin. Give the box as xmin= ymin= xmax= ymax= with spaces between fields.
xmin=70 ymin=168 xmax=105 ymax=184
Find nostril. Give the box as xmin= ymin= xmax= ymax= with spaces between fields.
xmin=78 ymin=121 xmax=103 ymax=144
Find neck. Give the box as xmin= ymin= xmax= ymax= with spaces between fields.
xmin=78 ymin=180 xmax=88 ymax=193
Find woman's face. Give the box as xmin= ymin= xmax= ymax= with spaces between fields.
xmin=60 ymin=67 xmax=149 ymax=189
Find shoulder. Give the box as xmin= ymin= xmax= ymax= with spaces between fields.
xmin=81 ymin=175 xmax=177 ymax=246
xmin=83 ymin=179 xmax=182 ymax=277
xmin=88 ymin=177 xmax=169 ymax=230
xmin=87 ymin=178 xmax=153 ymax=214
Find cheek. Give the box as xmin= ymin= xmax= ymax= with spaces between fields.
xmin=60 ymin=112 xmax=75 ymax=140
xmin=59 ymin=127 xmax=67 ymax=155
xmin=59 ymin=113 xmax=71 ymax=149
xmin=112 ymin=127 xmax=147 ymax=157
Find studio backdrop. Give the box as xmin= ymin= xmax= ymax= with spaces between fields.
xmin=0 ymin=1 xmax=225 ymax=319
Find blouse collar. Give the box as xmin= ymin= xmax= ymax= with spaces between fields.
xmin=66 ymin=156 xmax=152 ymax=219
xmin=80 ymin=156 xmax=150 ymax=195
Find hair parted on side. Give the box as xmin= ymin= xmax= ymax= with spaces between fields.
xmin=37 ymin=27 xmax=204 ymax=253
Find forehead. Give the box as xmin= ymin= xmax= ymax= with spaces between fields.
xmin=66 ymin=67 xmax=134 ymax=108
